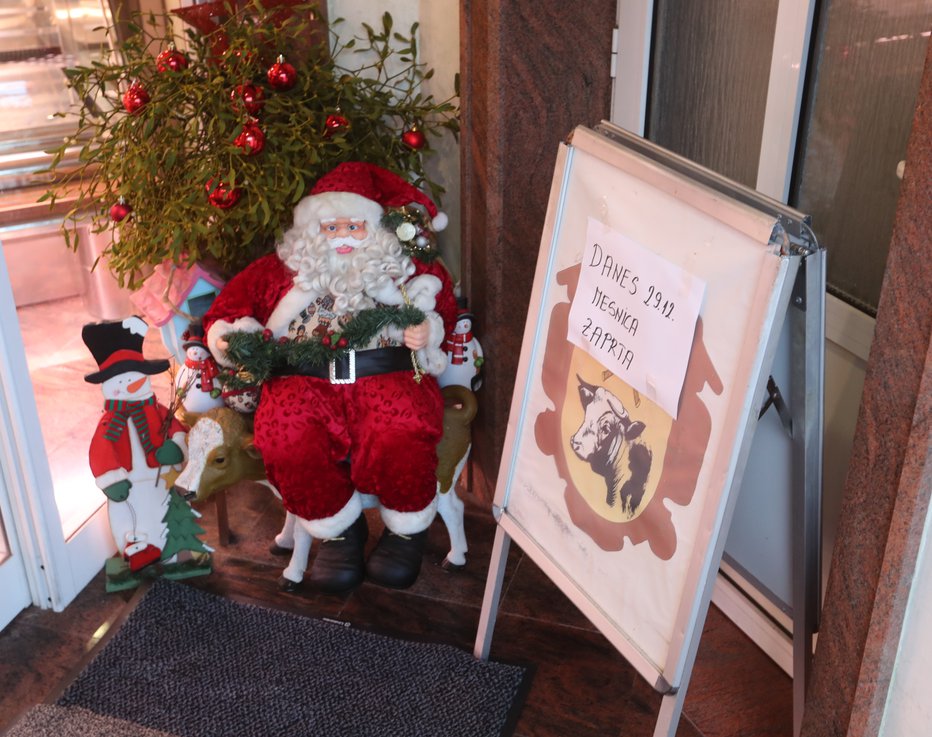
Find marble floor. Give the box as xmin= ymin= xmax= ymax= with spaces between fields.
xmin=0 ymin=297 xmax=793 ymax=737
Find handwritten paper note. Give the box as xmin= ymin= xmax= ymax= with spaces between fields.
xmin=567 ymin=218 xmax=706 ymax=419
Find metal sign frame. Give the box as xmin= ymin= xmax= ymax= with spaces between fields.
xmin=474 ymin=122 xmax=822 ymax=736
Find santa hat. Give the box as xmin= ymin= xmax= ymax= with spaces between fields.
xmin=82 ymin=316 xmax=169 ymax=384
xmin=295 ymin=161 xmax=448 ymax=233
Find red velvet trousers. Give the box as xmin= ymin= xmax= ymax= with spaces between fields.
xmin=253 ymin=371 xmax=444 ymax=521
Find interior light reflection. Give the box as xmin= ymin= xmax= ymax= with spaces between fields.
xmin=54 ymin=8 xmax=106 ymax=21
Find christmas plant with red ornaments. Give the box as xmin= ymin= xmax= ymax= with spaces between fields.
xmin=41 ymin=2 xmax=459 ymax=288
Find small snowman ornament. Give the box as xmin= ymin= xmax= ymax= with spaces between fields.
xmin=438 ymin=309 xmax=484 ymax=391
xmin=83 ymin=316 xmax=210 ymax=583
xmin=175 ymin=322 xmax=225 ymax=414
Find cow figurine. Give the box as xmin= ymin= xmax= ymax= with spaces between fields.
xmin=175 ymin=385 xmax=475 ymax=591
xmin=570 ymin=375 xmax=652 ymax=518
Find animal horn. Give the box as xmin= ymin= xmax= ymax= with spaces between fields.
xmin=577 ymin=374 xmax=598 ymax=409
xmin=604 ymin=391 xmax=631 ymax=422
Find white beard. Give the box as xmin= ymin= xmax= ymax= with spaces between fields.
xmin=277 ymin=225 xmax=415 ymax=317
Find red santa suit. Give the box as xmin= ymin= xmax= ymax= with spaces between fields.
xmin=204 ymin=247 xmax=457 ymax=536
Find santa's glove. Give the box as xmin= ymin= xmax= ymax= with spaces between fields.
xmin=102 ymin=480 xmax=131 ymax=502
xmin=155 ymin=440 xmax=184 ymax=466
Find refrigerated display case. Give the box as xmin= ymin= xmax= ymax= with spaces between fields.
xmin=0 ymin=0 xmax=135 ymax=314
xmin=0 ymin=0 xmax=114 ymax=187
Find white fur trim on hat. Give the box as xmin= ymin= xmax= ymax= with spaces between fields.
xmin=380 ymin=495 xmax=438 ymax=535
xmin=431 ymin=211 xmax=448 ymax=232
xmin=206 ymin=317 xmax=264 ymax=367
xmin=303 ymin=491 xmax=364 ymax=539
xmin=293 ymin=191 xmax=384 ymax=232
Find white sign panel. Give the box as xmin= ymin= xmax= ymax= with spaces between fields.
xmin=567 ymin=217 xmax=706 ymax=418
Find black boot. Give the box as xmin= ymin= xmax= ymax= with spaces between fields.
xmin=365 ymin=527 xmax=428 ymax=589
xmin=307 ymin=514 xmax=368 ymax=593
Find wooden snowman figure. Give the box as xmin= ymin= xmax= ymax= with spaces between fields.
xmin=82 ymin=316 xmax=208 ymax=586
xmin=175 ymin=321 xmax=225 ymax=414
xmin=438 ymin=308 xmax=484 ymax=391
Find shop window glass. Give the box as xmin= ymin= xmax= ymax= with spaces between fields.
xmin=792 ymin=0 xmax=931 ymax=314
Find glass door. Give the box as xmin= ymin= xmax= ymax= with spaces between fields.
xmin=0 ymin=239 xmax=58 ymax=630
xmin=0 ymin=474 xmax=31 ymax=632
xmin=0 ymin=0 xmax=125 ymax=626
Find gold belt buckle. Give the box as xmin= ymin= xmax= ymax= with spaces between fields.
xmin=329 ymin=349 xmax=356 ymax=384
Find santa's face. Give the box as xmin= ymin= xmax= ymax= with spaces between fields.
xmin=320 ymin=218 xmax=368 ymax=255
xmin=101 ymin=371 xmax=154 ymax=401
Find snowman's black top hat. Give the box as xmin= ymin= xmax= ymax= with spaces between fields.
xmin=182 ymin=321 xmax=207 ymax=350
xmin=82 ymin=316 xmax=169 ymax=384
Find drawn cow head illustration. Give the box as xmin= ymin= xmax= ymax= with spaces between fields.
xmin=570 ymin=376 xmax=653 ymax=517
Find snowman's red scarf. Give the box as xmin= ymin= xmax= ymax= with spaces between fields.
xmin=444 ymin=330 xmax=473 ymax=347
xmin=184 ymin=357 xmax=219 ymax=390
xmin=103 ymin=396 xmax=157 ymax=455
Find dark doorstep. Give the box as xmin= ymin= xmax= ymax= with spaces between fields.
xmin=0 ymin=483 xmax=791 ymax=737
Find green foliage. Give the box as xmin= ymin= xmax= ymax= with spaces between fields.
xmin=44 ymin=3 xmax=459 ymax=288
xmin=161 ymin=488 xmax=211 ymax=559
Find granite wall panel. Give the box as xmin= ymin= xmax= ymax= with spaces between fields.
xmin=801 ymin=40 xmax=932 ymax=737
xmin=460 ymin=0 xmax=616 ymax=501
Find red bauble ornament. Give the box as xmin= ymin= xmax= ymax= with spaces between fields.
xmin=234 ymin=120 xmax=265 ymax=155
xmin=109 ymin=199 xmax=132 ymax=222
xmin=401 ymin=127 xmax=426 ymax=150
xmin=205 ymin=177 xmax=241 ymax=209
xmin=230 ymin=84 xmax=265 ymax=115
xmin=156 ymin=46 xmax=188 ymax=73
xmin=321 ymin=335 xmax=331 ymax=347
xmin=337 ymin=337 xmax=349 ymax=348
xmin=267 ymin=54 xmax=297 ymax=91
xmin=122 ymin=83 xmax=149 ymax=115
xmin=262 ymin=329 xmax=273 ymax=341
xmin=324 ymin=113 xmax=349 ymax=137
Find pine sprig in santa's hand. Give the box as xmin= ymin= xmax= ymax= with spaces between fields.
xmin=221 ymin=302 xmax=427 ymax=384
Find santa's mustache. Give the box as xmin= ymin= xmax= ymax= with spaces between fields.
xmin=327 ymin=235 xmax=364 ymax=251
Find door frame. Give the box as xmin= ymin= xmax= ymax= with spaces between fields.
xmin=0 ymin=469 xmax=32 ymax=630
xmin=612 ymin=0 xmax=816 ymax=202
xmin=0 ymin=245 xmax=104 ymax=620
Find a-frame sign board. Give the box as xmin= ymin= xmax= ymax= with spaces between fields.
xmin=474 ymin=123 xmax=823 ymax=736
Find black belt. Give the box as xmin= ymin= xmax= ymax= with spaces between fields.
xmin=274 ymin=347 xmax=414 ymax=384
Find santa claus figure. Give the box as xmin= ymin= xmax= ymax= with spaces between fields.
xmin=203 ymin=162 xmax=457 ymax=592
xmin=82 ymin=316 xmax=189 ymax=572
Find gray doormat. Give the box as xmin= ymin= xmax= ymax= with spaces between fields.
xmin=28 ymin=579 xmax=530 ymax=737
xmin=4 ymin=705 xmax=177 ymax=737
